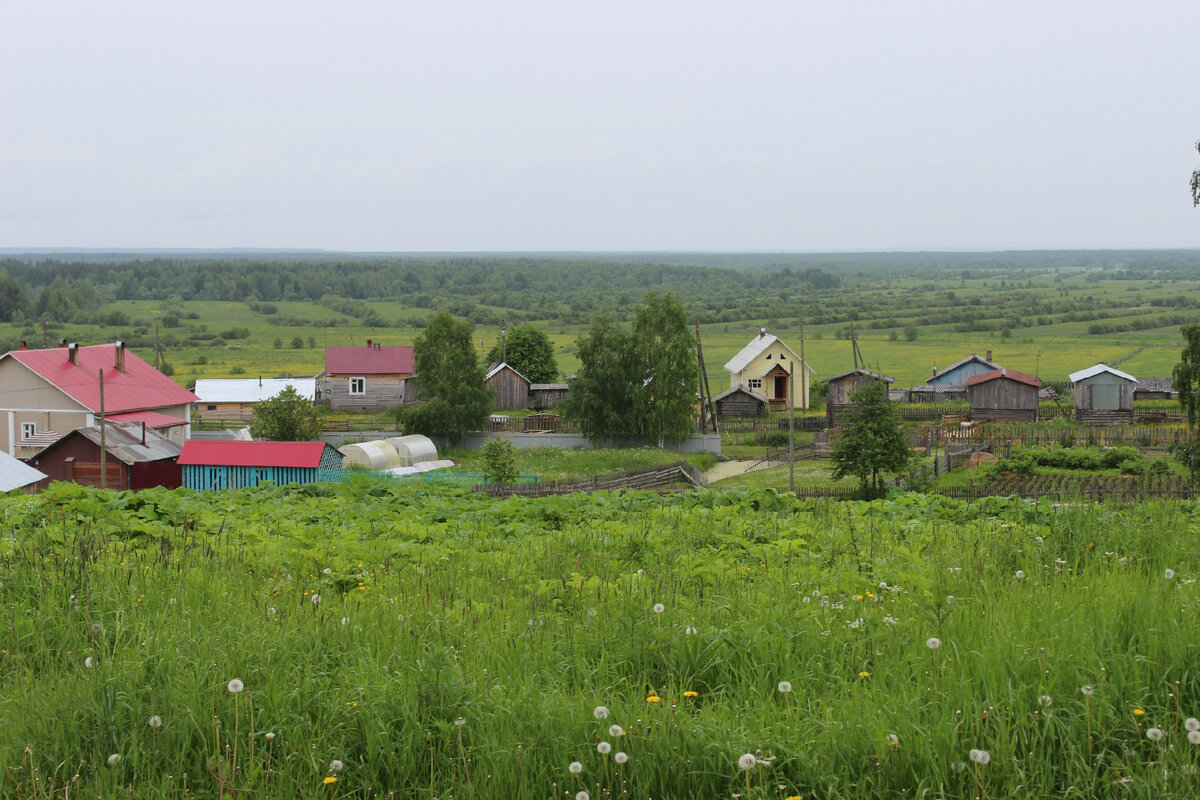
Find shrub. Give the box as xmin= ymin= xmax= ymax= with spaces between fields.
xmin=481 ymin=438 xmax=518 ymax=485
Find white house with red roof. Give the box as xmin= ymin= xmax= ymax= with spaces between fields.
xmin=318 ymin=339 xmax=415 ymax=412
xmin=0 ymin=341 xmax=197 ymax=457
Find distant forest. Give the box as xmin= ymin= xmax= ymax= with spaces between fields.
xmin=1 ymin=250 xmax=1200 ymax=331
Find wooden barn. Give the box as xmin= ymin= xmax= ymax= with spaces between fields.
xmin=29 ymin=422 xmax=182 ymax=490
xmin=966 ymin=368 xmax=1042 ymax=422
xmin=178 ymin=440 xmax=344 ymax=490
xmin=1134 ymin=377 xmax=1175 ymax=401
xmin=485 ymin=362 xmax=530 ymax=411
xmin=823 ymin=369 xmax=894 ymax=425
xmin=1068 ymin=364 xmax=1136 ymax=425
xmin=529 ymin=383 xmax=569 ymax=410
xmin=318 ymin=340 xmax=414 ymax=412
xmin=712 ymin=385 xmax=769 ymax=417
xmin=927 ymin=352 xmax=1001 ymax=387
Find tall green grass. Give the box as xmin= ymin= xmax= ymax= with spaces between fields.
xmin=2 ymin=482 xmax=1199 ymax=798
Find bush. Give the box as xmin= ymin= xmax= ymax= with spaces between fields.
xmin=763 ymin=431 xmax=791 ymax=448
xmin=481 ymin=438 xmax=518 ymax=485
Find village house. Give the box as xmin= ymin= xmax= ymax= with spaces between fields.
xmin=318 ymin=340 xmax=414 ymax=412
xmin=0 ymin=341 xmax=196 ymax=457
xmin=485 ymin=362 xmax=530 ymax=411
xmin=908 ymin=352 xmax=1001 ymax=402
xmin=193 ymin=377 xmax=318 ymax=421
xmin=723 ymin=329 xmax=814 ymax=411
xmin=29 ymin=422 xmax=183 ymax=490
xmin=966 ymin=368 xmax=1042 ymax=422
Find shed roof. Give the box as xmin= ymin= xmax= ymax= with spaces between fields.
xmin=106 ymin=410 xmax=189 ymax=429
xmin=44 ymin=422 xmax=182 ymax=465
xmin=178 ymin=440 xmax=338 ymax=468
xmin=324 ymin=345 xmax=414 ymax=375
xmin=0 ymin=450 xmax=46 ymax=492
xmin=1068 ymin=364 xmax=1136 ymax=384
xmin=3 ymin=343 xmax=197 ymax=413
xmin=194 ymin=378 xmax=318 ymax=403
xmin=966 ymin=368 xmax=1042 ymax=388
xmin=932 ymin=353 xmax=1001 ymax=378
xmin=713 ymin=385 xmax=769 ymax=403
xmin=530 ymin=383 xmax=569 ymax=391
xmin=823 ymin=368 xmax=895 ymax=384
xmin=485 ymin=362 xmax=529 ymax=383
xmin=1135 ymin=377 xmax=1174 ymax=392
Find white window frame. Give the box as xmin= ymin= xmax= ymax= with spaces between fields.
xmin=748 ymin=378 xmax=763 ymax=390
xmin=20 ymin=422 xmax=36 ymax=439
xmin=349 ymin=376 xmax=366 ymax=396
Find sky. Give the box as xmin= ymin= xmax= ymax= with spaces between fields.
xmin=3 ymin=1 xmax=1199 ymax=252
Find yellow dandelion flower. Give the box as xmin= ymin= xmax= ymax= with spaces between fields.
xmin=323 ymin=776 xmax=338 ymax=784
xmin=683 ymin=691 xmax=698 ymax=698
xmin=859 ymin=671 xmax=871 ymax=678
xmin=1133 ymin=708 xmax=1145 ymax=717
xmin=647 ymin=695 xmax=662 ymax=703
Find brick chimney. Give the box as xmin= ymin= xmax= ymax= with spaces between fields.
xmin=17 ymin=340 xmax=27 ymax=350
xmin=985 ymin=350 xmax=993 ymax=362
xmin=67 ymin=343 xmax=78 ymax=365
xmin=366 ymin=339 xmax=372 ymax=349
xmin=759 ymin=328 xmax=766 ymax=338
xmin=114 ymin=341 xmax=126 ymax=371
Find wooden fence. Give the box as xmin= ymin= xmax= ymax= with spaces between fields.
xmin=944 ymin=423 xmax=1190 ymax=451
xmin=477 ymin=460 xmax=706 ymax=498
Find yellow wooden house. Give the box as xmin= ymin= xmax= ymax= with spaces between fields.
xmin=723 ymin=329 xmax=814 ymax=411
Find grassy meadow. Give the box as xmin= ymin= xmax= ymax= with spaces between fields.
xmin=4 ymin=480 xmax=1200 ymax=798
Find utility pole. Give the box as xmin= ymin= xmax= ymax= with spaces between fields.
xmin=788 ymin=359 xmax=795 ymax=494
xmin=98 ymin=370 xmax=107 ymax=490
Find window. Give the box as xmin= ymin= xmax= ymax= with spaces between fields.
xmin=748 ymin=378 xmax=763 ymax=390
xmin=206 ymin=405 xmax=217 ymax=411
xmin=766 ymin=354 xmax=772 ymax=360
xmin=20 ymin=422 xmax=36 ymax=439
xmin=349 ymin=377 xmax=366 ymax=395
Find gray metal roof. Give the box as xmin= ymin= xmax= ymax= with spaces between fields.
xmin=193 ymin=377 xmax=317 ymax=403
xmin=59 ymin=422 xmax=182 ymax=465
xmin=0 ymin=450 xmax=46 ymax=492
xmin=1068 ymin=364 xmax=1136 ymax=384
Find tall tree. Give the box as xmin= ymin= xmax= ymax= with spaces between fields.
xmin=403 ymin=311 xmax=492 ymax=444
xmin=560 ymin=313 xmax=637 ymax=442
xmin=829 ymin=378 xmax=914 ymax=498
xmin=250 ymin=386 xmax=326 ymax=441
xmin=1172 ymin=323 xmax=1200 ymax=480
xmin=485 ymin=324 xmax=559 ymax=384
xmin=631 ymin=292 xmax=699 ymax=446
xmin=1192 ymin=140 xmax=1200 ymax=207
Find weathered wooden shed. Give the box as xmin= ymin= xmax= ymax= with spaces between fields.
xmin=966 ymin=368 xmax=1041 ymax=422
xmin=29 ymin=422 xmax=182 ymax=490
xmin=529 ymin=383 xmax=569 ymax=410
xmin=927 ymin=352 xmax=1001 ymax=387
xmin=1134 ymin=377 xmax=1175 ymax=401
xmin=1068 ymin=364 xmax=1136 ymax=425
xmin=485 ymin=362 xmax=530 ymax=411
xmin=712 ymin=385 xmax=769 ymax=417
xmin=179 ymin=441 xmax=343 ymax=490
xmin=823 ymin=369 xmax=894 ymax=425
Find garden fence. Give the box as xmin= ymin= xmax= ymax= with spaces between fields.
xmin=476 ymin=460 xmax=706 ymax=498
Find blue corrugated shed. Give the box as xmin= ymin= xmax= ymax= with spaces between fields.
xmin=178 ymin=440 xmax=343 ymax=490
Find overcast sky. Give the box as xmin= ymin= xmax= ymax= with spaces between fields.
xmin=3 ymin=1 xmax=1198 ymax=252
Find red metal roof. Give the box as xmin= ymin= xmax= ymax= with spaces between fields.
xmin=107 ymin=410 xmax=190 ymax=428
xmin=5 ymin=344 xmax=198 ymax=413
xmin=324 ymin=345 xmax=414 ymax=375
xmin=966 ymin=368 xmax=1042 ymax=388
xmin=178 ymin=440 xmax=335 ymax=468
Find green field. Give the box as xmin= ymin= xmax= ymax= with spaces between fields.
xmin=4 ymin=481 xmax=1200 ymax=798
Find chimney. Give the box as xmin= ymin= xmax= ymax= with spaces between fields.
xmin=985 ymin=350 xmax=993 ymax=362
xmin=114 ymin=341 xmax=125 ymax=371
xmin=17 ymin=340 xmax=27 ymax=350
xmin=366 ymin=339 xmax=372 ymax=349
xmin=58 ymin=338 xmax=67 ymax=348
xmin=759 ymin=327 xmax=766 ymax=338
xmin=67 ymin=343 xmax=78 ymax=365
xmin=931 ymin=365 xmax=938 ymax=378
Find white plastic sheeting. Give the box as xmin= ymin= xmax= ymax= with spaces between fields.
xmin=338 ymin=440 xmax=401 ymax=470
xmin=385 ymin=435 xmax=438 ymax=467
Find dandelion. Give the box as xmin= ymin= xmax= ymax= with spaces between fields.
xmin=84 ymin=656 xmax=94 ymax=669
xmin=597 ymin=741 xmax=612 ymax=755
xmin=311 ymin=594 xmax=321 ymax=605
xmin=593 ymin=705 xmax=608 ymax=719
xmin=652 ymin=603 xmax=665 ymax=614
xmin=1081 ymin=685 xmax=1094 ymax=696
xmin=1146 ymin=728 xmax=1165 ymax=742
xmin=777 ymin=681 xmax=793 ymax=694
xmin=858 ymin=671 xmax=871 ymax=678
xmin=107 ymin=753 xmax=120 ymax=765
xmin=576 ymin=792 xmax=590 ymax=800
xmin=1015 ymin=570 xmax=1025 ymax=579
xmin=568 ymin=761 xmax=583 ymax=774
xmin=683 ymin=691 xmax=698 ymax=698
xmin=926 ymin=637 xmax=941 ymax=650
xmin=1038 ymin=695 xmax=1052 ymax=708
xmin=614 ymin=751 xmax=629 ymax=764
xmin=265 ymin=732 xmax=276 ymax=741
xmin=323 ymin=568 xmax=332 ymax=574
xmin=91 ymin=623 xmax=102 ymax=634
xmin=685 ymin=626 xmax=698 ymax=635
xmin=1165 ymin=569 xmax=1176 ymax=579
xmin=455 ymin=717 xmax=466 ymax=727
xmin=738 ymin=753 xmax=757 ymax=769
xmin=887 ymin=733 xmax=900 ymax=747
xmin=341 ymin=617 xmax=349 ymax=626
xmin=1133 ymin=708 xmax=1145 ymax=717
xmin=646 ymin=694 xmax=662 ymax=703
xmin=969 ymin=749 xmax=990 ymax=765
xmin=1186 ymin=718 xmax=1200 ymax=732
xmin=609 ymin=724 xmax=624 ymax=737
xmin=1189 ymin=731 xmax=1200 ymax=745
xmin=323 ymin=776 xmax=337 ymax=785
xmin=227 ymin=679 xmax=244 ymax=693
xmin=329 ymin=759 xmax=343 ymax=773
xmin=148 ymin=715 xmax=162 ymax=728
xmin=945 ymin=595 xmax=954 ymax=605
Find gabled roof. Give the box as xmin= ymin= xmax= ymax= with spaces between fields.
xmin=724 ymin=332 xmax=816 ymax=374
xmin=966 ymin=368 xmax=1042 ymax=388
xmin=932 ymin=353 xmax=1001 ymax=378
xmin=178 ymin=440 xmax=339 ymax=469
xmin=713 ymin=385 xmax=769 ymax=403
xmin=106 ymin=410 xmax=190 ymax=429
xmin=43 ymin=422 xmax=182 ymax=465
xmin=0 ymin=450 xmax=46 ymax=492
xmin=485 ymin=362 xmax=529 ymax=383
xmin=1068 ymin=364 xmax=1136 ymax=384
xmin=324 ymin=346 xmax=414 ymax=375
xmin=3 ymin=344 xmax=198 ymax=413
xmin=194 ymin=378 xmax=318 ymax=403
xmin=823 ymin=368 xmax=895 ymax=384
xmin=1135 ymin=377 xmax=1175 ymax=392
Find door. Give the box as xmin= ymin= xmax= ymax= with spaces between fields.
xmin=774 ymin=375 xmax=788 ymax=400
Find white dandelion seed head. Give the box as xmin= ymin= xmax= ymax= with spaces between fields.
xmin=593 ymin=705 xmax=608 ymax=720
xmin=685 ymin=625 xmax=698 ymax=635
xmin=311 ymin=594 xmax=321 ymax=604
xmin=1081 ymin=685 xmax=1094 ymax=697
xmin=1165 ymin=568 xmax=1176 ymax=579
xmin=107 ymin=753 xmax=120 ymax=766
xmin=945 ymin=595 xmax=954 ymax=604
xmin=614 ymin=751 xmax=628 ymax=764
xmin=568 ymin=761 xmax=583 ymax=774
xmin=652 ymin=603 xmax=665 ymax=614
xmin=91 ymin=623 xmax=102 ymax=634
xmin=1038 ymin=695 xmax=1052 ymax=707
xmin=329 ymin=759 xmax=344 ymax=773
xmin=341 ymin=617 xmax=349 ymax=626
xmin=950 ymin=761 xmax=967 ymax=774
xmin=69 ymin=594 xmax=77 ymax=604
xmin=969 ymin=749 xmax=991 ymax=765
xmin=777 ymin=681 xmax=793 ymax=694
xmin=1118 ymin=556 xmax=1128 ymax=565
xmin=575 ymin=792 xmax=590 ymax=800
xmin=597 ymin=741 xmax=612 ymax=755
xmin=1015 ymin=570 xmax=1025 ymax=579
xmin=1186 ymin=718 xmax=1200 ymax=732
xmin=1189 ymin=731 xmax=1200 ymax=745
xmin=148 ymin=715 xmax=162 ymax=728
xmin=323 ymin=568 xmax=332 ymax=574
xmin=227 ymin=679 xmax=244 ymax=694
xmin=1147 ymin=728 xmax=1165 ymax=742
xmin=455 ymin=717 xmax=466 ymax=727
xmin=887 ymin=734 xmax=899 ymax=746
xmin=738 ymin=753 xmax=757 ymax=770
xmin=1034 ymin=536 xmax=1043 ymax=544
xmin=609 ymin=724 xmax=624 ymax=737
xmin=926 ymin=637 xmax=941 ymax=650
xmin=264 ymin=732 xmax=276 ymax=741
xmin=84 ymin=656 xmax=94 ymax=669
